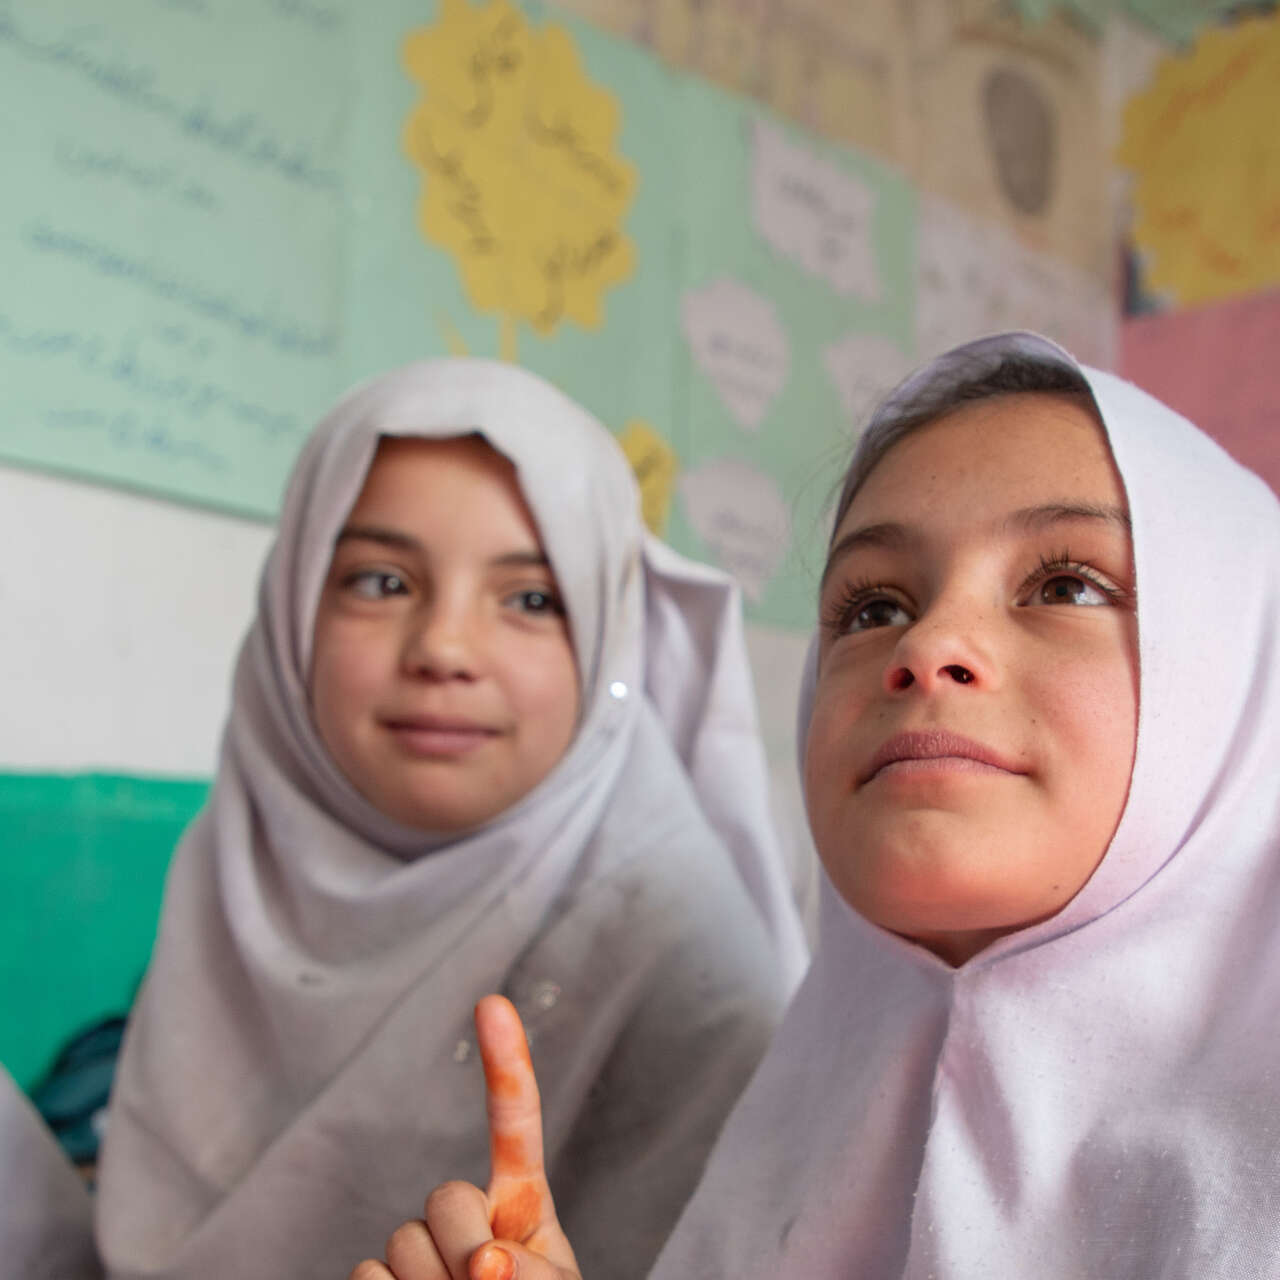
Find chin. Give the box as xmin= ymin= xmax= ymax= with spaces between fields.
xmin=836 ymin=865 xmax=1044 ymax=944
xmin=361 ymin=785 xmax=485 ymax=835
xmin=398 ymin=804 xmax=492 ymax=834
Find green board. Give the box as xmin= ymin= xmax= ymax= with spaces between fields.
xmin=0 ymin=773 xmax=208 ymax=1091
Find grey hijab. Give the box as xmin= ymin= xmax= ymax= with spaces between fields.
xmin=95 ymin=358 xmax=805 ymax=1278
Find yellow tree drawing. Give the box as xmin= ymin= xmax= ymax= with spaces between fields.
xmin=618 ymin=420 xmax=678 ymax=536
xmin=1118 ymin=14 xmax=1280 ymax=306
xmin=403 ymin=0 xmax=638 ymax=358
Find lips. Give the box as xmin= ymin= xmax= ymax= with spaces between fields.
xmin=380 ymin=713 xmax=501 ymax=757
xmin=859 ymin=730 xmax=1025 ymax=785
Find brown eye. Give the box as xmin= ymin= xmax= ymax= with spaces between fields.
xmin=346 ymin=570 xmax=408 ymax=600
xmin=853 ymin=598 xmax=910 ymax=630
xmin=822 ymin=582 xmax=913 ymax=637
xmin=1036 ymin=575 xmax=1107 ymax=607
xmin=507 ymin=588 xmax=565 ymax=617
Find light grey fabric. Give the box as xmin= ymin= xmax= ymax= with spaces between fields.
xmin=651 ymin=332 xmax=1280 ymax=1278
xmin=94 ymin=358 xmax=802 ymax=1279
xmin=0 ymin=1065 xmax=102 ymax=1280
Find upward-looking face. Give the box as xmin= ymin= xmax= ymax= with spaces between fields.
xmin=310 ymin=436 xmax=580 ymax=833
xmin=805 ymin=393 xmax=1138 ymax=965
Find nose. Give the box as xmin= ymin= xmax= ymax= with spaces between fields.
xmin=882 ymin=597 xmax=996 ymax=695
xmin=401 ymin=598 xmax=479 ymax=680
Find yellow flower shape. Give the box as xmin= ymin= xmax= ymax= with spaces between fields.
xmin=403 ymin=0 xmax=637 ymax=335
xmin=618 ymin=420 xmax=678 ymax=536
xmin=1118 ymin=14 xmax=1280 ymax=306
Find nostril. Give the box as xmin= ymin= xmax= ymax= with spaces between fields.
xmin=889 ymin=668 xmax=915 ymax=692
xmin=943 ymin=664 xmax=975 ymax=685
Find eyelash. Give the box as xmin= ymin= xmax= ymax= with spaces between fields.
xmin=821 ymin=551 xmax=1133 ymax=637
xmin=342 ymin=568 xmax=407 ymax=599
xmin=337 ymin=571 xmax=566 ymax=618
xmin=821 ymin=575 xmax=906 ymax=636
xmin=509 ymin=588 xmax=566 ymax=617
xmin=1019 ymin=551 xmax=1131 ymax=608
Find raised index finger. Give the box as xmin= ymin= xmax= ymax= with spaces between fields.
xmin=474 ymin=995 xmax=554 ymax=1246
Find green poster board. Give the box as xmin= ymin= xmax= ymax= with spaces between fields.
xmin=1 ymin=0 xmax=913 ymax=628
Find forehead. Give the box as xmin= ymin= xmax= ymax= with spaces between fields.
xmin=843 ymin=392 xmax=1125 ymax=527
xmin=350 ymin=434 xmax=535 ymax=524
xmin=360 ymin=433 xmax=514 ymax=491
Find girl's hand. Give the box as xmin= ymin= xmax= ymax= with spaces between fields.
xmin=349 ymin=996 xmax=582 ymax=1280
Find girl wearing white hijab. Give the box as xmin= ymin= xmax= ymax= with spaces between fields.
xmin=92 ymin=358 xmax=806 ymax=1280
xmin=362 ymin=331 xmax=1280 ymax=1279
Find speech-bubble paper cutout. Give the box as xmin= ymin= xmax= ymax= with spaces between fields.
xmin=681 ymin=278 xmax=790 ymax=433
xmin=751 ymin=118 xmax=881 ymax=301
xmin=680 ymin=457 xmax=790 ymax=603
xmin=823 ymin=332 xmax=915 ymax=434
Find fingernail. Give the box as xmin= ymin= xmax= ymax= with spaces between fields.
xmin=472 ymin=1242 xmax=516 ymax=1280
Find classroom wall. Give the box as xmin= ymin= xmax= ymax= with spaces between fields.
xmin=0 ymin=465 xmax=267 ymax=776
xmin=14 ymin=0 xmax=1274 ymax=1092
xmin=0 ymin=463 xmax=267 ymax=1088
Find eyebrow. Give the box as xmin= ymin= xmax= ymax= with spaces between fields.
xmin=1002 ymin=503 xmax=1132 ymax=535
xmin=333 ymin=524 xmax=552 ymax=570
xmin=820 ymin=502 xmax=1131 ymax=589
xmin=822 ymin=522 xmax=907 ymax=588
xmin=335 ymin=524 xmax=419 ymax=552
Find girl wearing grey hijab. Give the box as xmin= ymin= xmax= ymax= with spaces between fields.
xmin=93 ymin=358 xmax=805 ymax=1280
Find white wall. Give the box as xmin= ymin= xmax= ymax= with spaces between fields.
xmin=0 ymin=463 xmax=271 ymax=775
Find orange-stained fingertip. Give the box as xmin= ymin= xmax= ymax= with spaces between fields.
xmin=471 ymin=1241 xmax=516 ymax=1280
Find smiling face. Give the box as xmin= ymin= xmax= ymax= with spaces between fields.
xmin=805 ymin=392 xmax=1139 ymax=965
xmin=310 ymin=435 xmax=580 ymax=834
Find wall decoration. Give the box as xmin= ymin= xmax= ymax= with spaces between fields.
xmin=680 ymin=457 xmax=791 ymax=603
xmin=908 ymin=0 xmax=1109 ymax=283
xmin=618 ymin=419 xmax=678 ymax=534
xmin=681 ymin=277 xmax=790 ymax=434
xmin=1118 ymin=12 xmax=1280 ymax=307
xmin=402 ymin=0 xmax=637 ymax=356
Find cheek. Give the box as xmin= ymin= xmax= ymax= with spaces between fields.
xmin=1030 ymin=641 xmax=1138 ymax=823
xmin=309 ymin=625 xmax=384 ymax=738
xmin=802 ymin=665 xmax=873 ymax=792
xmin=510 ymin=642 xmax=580 ymax=756
xmin=801 ymin=668 xmax=875 ymax=860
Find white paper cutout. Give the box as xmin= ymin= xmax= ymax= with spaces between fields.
xmin=682 ymin=278 xmax=790 ymax=433
xmin=822 ymin=332 xmax=915 ymax=433
xmin=751 ymin=118 xmax=881 ymax=300
xmin=680 ymin=458 xmax=791 ymax=602
xmin=915 ymin=196 xmax=1116 ymax=370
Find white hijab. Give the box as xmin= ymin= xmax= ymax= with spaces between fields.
xmin=651 ymin=332 xmax=1280 ymax=1278
xmin=95 ymin=358 xmax=806 ymax=1278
